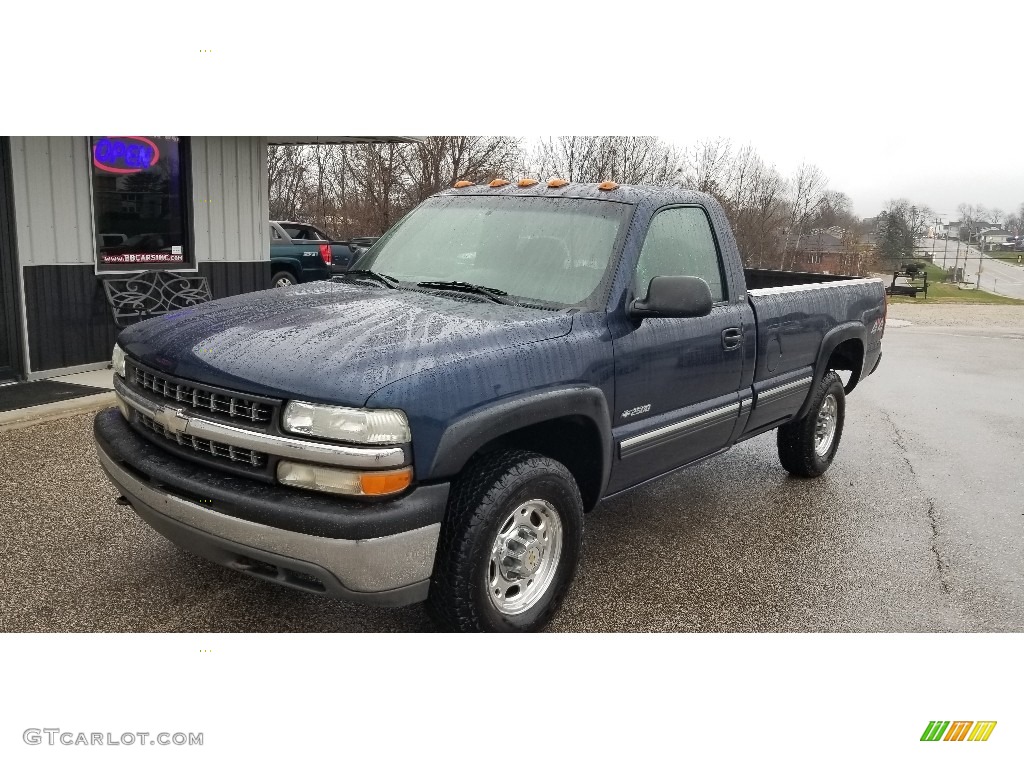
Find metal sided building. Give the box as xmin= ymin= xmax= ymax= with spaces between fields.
xmin=0 ymin=136 xmax=416 ymax=384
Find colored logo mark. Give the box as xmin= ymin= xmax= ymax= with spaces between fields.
xmin=921 ymin=721 xmax=997 ymax=742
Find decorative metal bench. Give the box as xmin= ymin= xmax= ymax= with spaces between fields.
xmin=102 ymin=270 xmax=212 ymax=328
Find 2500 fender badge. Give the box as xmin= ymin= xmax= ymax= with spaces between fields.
xmin=622 ymin=404 xmax=651 ymax=419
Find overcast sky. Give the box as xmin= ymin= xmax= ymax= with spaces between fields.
xmin=672 ymin=119 xmax=1021 ymax=221
xmin=6 ymin=0 xmax=1020 ymax=222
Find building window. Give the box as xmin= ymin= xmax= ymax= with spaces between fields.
xmin=91 ymin=137 xmax=192 ymax=271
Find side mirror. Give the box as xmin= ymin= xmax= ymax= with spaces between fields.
xmin=629 ymin=275 xmax=714 ymax=319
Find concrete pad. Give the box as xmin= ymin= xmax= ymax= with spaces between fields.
xmin=0 ymin=393 xmax=116 ymax=432
xmin=49 ymin=368 xmax=115 ymax=390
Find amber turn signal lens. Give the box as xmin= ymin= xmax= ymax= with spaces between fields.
xmin=547 ymin=178 xmax=568 ymax=188
xmin=277 ymin=462 xmax=413 ymax=497
xmin=360 ymin=467 xmax=414 ymax=496
xmin=518 ymin=178 xmax=538 ymax=187
xmin=598 ymin=180 xmax=619 ymax=190
xmin=454 ymin=180 xmax=474 ymax=188
xmin=488 ymin=178 xmax=510 ymax=188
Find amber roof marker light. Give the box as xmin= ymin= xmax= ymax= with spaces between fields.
xmin=547 ymin=178 xmax=569 ymax=188
xmin=598 ymin=180 xmax=619 ymax=191
xmin=488 ymin=178 xmax=510 ymax=188
xmin=518 ymin=178 xmax=538 ymax=187
xmin=453 ymin=180 xmax=474 ymax=188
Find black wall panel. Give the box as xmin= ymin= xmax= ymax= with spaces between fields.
xmin=24 ymin=261 xmax=270 ymax=372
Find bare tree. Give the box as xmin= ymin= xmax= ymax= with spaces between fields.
xmin=403 ymin=136 xmax=524 ymax=200
xmin=530 ymin=136 xmax=679 ymax=184
xmin=343 ymin=142 xmax=409 ymax=234
xmin=265 ymin=136 xmax=872 ymax=274
xmin=677 ymin=137 xmax=735 ymax=197
xmin=1006 ymin=202 xmax=1024 ymax=235
xmin=267 ymin=144 xmax=312 ymax=221
xmin=531 ymin=136 xmax=600 ymax=181
xmin=956 ymin=202 xmax=987 ymax=242
xmin=788 ymin=164 xmax=828 ymax=233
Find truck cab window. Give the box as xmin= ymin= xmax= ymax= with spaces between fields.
xmin=635 ymin=207 xmax=726 ymax=302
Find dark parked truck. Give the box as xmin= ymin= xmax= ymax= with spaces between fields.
xmin=269 ymin=221 xmax=364 ymax=287
xmin=94 ymin=182 xmax=885 ymax=632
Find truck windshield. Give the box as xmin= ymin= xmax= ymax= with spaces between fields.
xmin=358 ymin=195 xmax=632 ymax=308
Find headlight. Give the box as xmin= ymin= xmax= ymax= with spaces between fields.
xmin=112 ymin=344 xmax=126 ymax=378
xmin=282 ymin=401 xmax=411 ymax=444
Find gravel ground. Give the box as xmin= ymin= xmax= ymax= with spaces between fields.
xmin=885 ymin=302 xmax=1024 ymax=328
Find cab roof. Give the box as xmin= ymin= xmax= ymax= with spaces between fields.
xmin=437 ymin=181 xmax=718 ymax=210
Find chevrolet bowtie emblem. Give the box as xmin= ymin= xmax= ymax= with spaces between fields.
xmin=153 ymin=406 xmax=189 ymax=435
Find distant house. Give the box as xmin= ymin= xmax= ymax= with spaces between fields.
xmin=978 ymin=228 xmax=1012 ymax=249
xmin=947 ymin=220 xmax=994 ymax=241
xmin=783 ymin=229 xmax=865 ymax=275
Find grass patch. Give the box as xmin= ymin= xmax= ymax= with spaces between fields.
xmin=884 ymin=260 xmax=1024 ymax=304
xmin=886 ymin=260 xmax=1024 ymax=304
xmin=991 ymin=253 xmax=1024 ymax=264
xmin=888 ymin=282 xmax=1024 ymax=305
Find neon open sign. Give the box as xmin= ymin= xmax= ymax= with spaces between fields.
xmin=93 ymin=136 xmax=160 ymax=174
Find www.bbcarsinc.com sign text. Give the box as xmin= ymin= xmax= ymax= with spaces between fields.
xmin=23 ymin=729 xmax=203 ymax=746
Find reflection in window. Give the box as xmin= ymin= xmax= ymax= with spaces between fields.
xmin=635 ymin=207 xmax=726 ymax=302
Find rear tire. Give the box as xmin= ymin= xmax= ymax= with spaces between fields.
xmin=271 ymin=271 xmax=296 ymax=288
xmin=428 ymin=449 xmax=584 ymax=632
xmin=777 ymin=370 xmax=845 ymax=477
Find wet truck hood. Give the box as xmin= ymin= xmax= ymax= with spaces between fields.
xmin=117 ymin=281 xmax=573 ymax=405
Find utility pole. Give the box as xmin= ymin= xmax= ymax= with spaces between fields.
xmin=977 ymin=237 xmax=984 ymax=289
xmin=942 ymin=221 xmax=949 ymax=272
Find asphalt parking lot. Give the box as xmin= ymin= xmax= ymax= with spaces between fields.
xmin=2 ymin=304 xmax=1022 ymax=632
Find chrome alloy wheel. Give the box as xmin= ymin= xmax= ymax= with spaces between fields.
xmin=487 ymin=499 xmax=563 ymax=615
xmin=815 ymin=393 xmax=838 ymax=456
xmin=275 ymin=276 xmax=295 ymax=288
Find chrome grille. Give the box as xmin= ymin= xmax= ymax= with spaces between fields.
xmin=137 ymin=412 xmax=268 ymax=468
xmin=127 ymin=362 xmax=273 ymax=424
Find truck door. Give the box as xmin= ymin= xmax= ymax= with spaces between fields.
xmin=609 ymin=206 xmax=745 ymax=492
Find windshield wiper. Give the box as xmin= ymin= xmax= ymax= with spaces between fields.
xmin=335 ymin=270 xmax=398 ymax=288
xmin=416 ymin=280 xmax=517 ymax=305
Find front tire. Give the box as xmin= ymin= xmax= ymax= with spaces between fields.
xmin=428 ymin=450 xmax=584 ymax=632
xmin=777 ymin=370 xmax=846 ymax=477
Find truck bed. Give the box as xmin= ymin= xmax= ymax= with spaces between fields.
xmin=743 ymin=268 xmax=863 ymax=290
xmin=740 ymin=272 xmax=886 ymax=436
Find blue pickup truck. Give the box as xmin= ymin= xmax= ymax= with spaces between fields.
xmin=95 ymin=181 xmax=885 ymax=632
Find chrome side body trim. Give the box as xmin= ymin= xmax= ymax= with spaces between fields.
xmin=758 ymin=376 xmax=813 ymax=403
xmin=620 ymin=402 xmax=740 ymax=458
xmin=114 ymin=377 xmax=407 ymax=469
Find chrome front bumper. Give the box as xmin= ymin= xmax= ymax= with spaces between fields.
xmin=97 ymin=443 xmax=440 ymax=606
